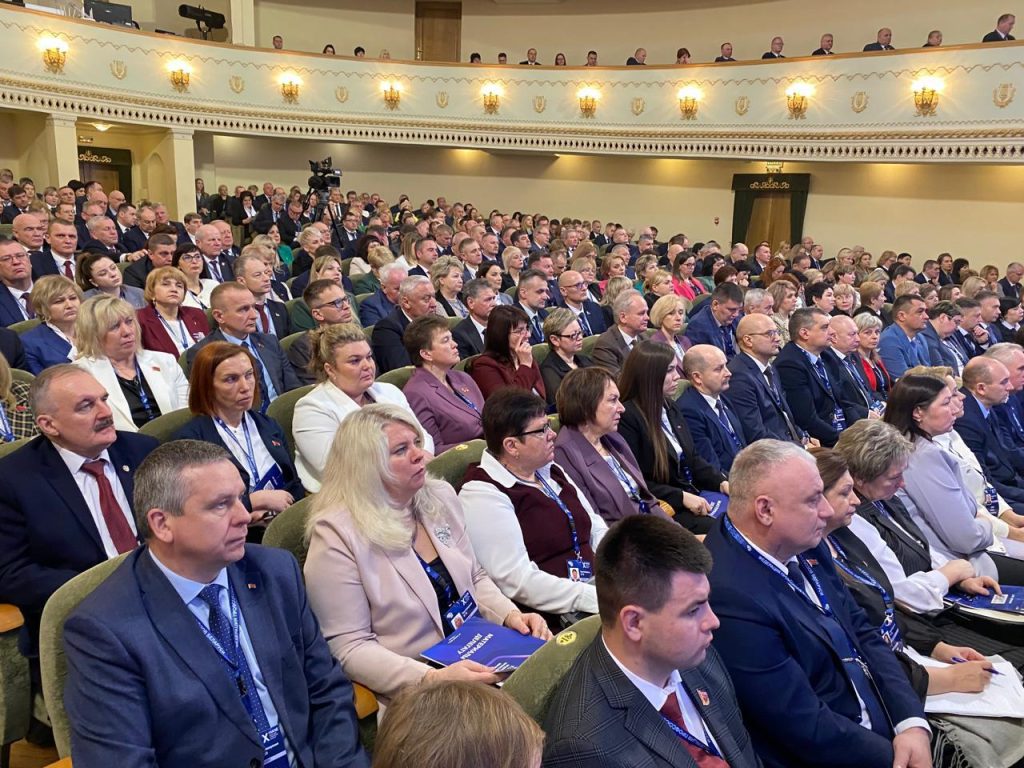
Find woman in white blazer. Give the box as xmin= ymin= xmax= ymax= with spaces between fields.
xmin=72 ymin=295 xmax=189 ymax=432
xmin=293 ymin=323 xmax=433 ymax=492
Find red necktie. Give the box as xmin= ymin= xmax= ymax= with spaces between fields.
xmin=256 ymin=303 xmax=271 ymax=334
xmin=660 ymin=691 xmax=730 ymax=768
xmin=63 ymin=259 xmax=75 ymax=280
xmin=21 ymin=293 xmax=34 ymax=319
xmin=80 ymin=459 xmax=137 ymax=554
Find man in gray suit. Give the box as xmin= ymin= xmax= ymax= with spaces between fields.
xmin=591 ymin=289 xmax=649 ymax=377
xmin=543 ymin=515 xmax=761 ymax=768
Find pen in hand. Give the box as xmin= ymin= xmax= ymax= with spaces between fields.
xmin=951 ymin=656 xmax=1001 ymax=675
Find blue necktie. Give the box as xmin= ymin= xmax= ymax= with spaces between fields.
xmin=532 ymin=314 xmax=544 ymax=342
xmin=244 ymin=338 xmax=276 ymax=413
xmin=813 ymin=359 xmax=834 ymax=394
xmin=715 ymin=400 xmax=742 ymax=448
xmin=577 ymin=309 xmax=592 ymax=337
xmin=720 ymin=325 xmax=735 ymax=357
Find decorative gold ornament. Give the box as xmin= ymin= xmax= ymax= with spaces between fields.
xmin=912 ymin=75 xmax=943 ymax=116
xmin=39 ymin=37 xmax=68 ymax=73
xmin=677 ymin=85 xmax=701 ymax=119
xmin=481 ymin=83 xmax=500 ymax=114
xmin=994 ymin=83 xmax=1016 ymax=108
xmin=735 ymin=96 xmax=750 ymax=116
xmin=631 ymin=97 xmax=645 ymax=116
xmin=110 ymin=60 xmax=127 ymax=80
xmin=168 ymin=60 xmax=191 ymax=92
xmin=382 ymin=81 xmax=401 ymax=109
xmin=785 ymin=82 xmax=813 ymax=119
xmin=435 ymin=90 xmax=448 ymax=109
xmin=577 ymin=87 xmax=599 ymax=118
xmin=850 ymin=91 xmax=869 ymax=113
xmin=533 ymin=95 xmax=546 ymax=113
xmin=335 ymin=86 xmax=348 ymax=103
xmin=229 ymin=75 xmax=245 ymax=94
xmin=280 ymin=73 xmax=300 ymax=103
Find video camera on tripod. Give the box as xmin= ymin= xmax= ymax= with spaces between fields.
xmin=308 ymin=158 xmax=343 ymax=191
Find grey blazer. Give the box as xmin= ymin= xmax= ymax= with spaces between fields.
xmin=591 ymin=327 xmax=634 ymax=376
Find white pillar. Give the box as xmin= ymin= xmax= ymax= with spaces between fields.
xmin=229 ymin=0 xmax=255 ymax=47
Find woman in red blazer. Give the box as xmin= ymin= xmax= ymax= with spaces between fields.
xmin=137 ymin=266 xmax=210 ymax=357
xmin=469 ymin=305 xmax=546 ymax=401
xmin=854 ymin=312 xmax=892 ymax=400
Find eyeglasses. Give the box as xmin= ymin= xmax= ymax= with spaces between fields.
xmin=745 ymin=329 xmax=781 ymax=338
xmin=516 ymin=423 xmax=554 ymax=439
xmin=553 ymin=331 xmax=583 ymax=341
xmin=314 ymin=297 xmax=351 ymax=311
xmin=562 ymin=281 xmax=587 ymax=291
xmin=179 ymin=252 xmax=203 ymax=262
xmin=0 ymin=252 xmax=29 ymax=264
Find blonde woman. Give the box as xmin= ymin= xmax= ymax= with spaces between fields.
xmin=304 ymin=405 xmax=548 ymax=704
xmin=292 ymin=322 xmax=432 ymax=492
xmin=960 ymin=276 xmax=988 ymax=300
xmin=290 ymin=225 xmax=326 ymax=279
xmin=644 ymin=269 xmax=674 ymax=310
xmin=22 ymin=275 xmax=81 ymax=374
xmin=72 ymin=295 xmax=189 ymax=431
xmin=0 ymin=354 xmax=36 ymax=442
xmin=598 ymin=275 xmax=634 ymax=328
xmin=431 ymin=255 xmax=468 ymax=318
xmin=648 ymin=294 xmax=691 ymax=374
xmin=136 ymin=266 xmax=210 ymax=357
xmin=767 ymin=276 xmax=799 ymax=345
xmin=351 ymin=243 xmax=394 ymax=294
xmin=500 ymin=246 xmax=524 ymax=292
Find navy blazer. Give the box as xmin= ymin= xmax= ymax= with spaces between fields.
xmin=677 ymin=387 xmax=747 ymax=474
xmin=724 ymin=353 xmax=799 ymax=443
xmin=21 ymin=322 xmax=73 ymax=374
xmin=515 ymin=302 xmax=549 ymax=345
xmin=553 ymin=426 xmax=660 ymax=524
xmin=774 ymin=342 xmax=844 ymax=447
xmin=186 ymin=330 xmax=302 ymax=396
xmin=403 ymin=367 xmax=484 ymax=454
xmin=29 ymin=250 xmax=70 ymax=279
xmin=0 ymin=286 xmax=29 ymax=327
xmin=917 ymin=323 xmax=959 ymax=371
xmin=0 ymin=432 xmax=157 ymax=651
xmin=452 ymin=316 xmax=485 ymax=360
xmin=371 ymin=308 xmax=412 ymax=373
xmin=559 ymin=299 xmax=607 ymax=336
xmin=174 ymin=412 xmax=306 ymax=500
xmin=63 ymin=546 xmax=368 ymax=768
xmin=820 ymin=349 xmax=871 ymax=423
xmin=122 ymin=225 xmax=149 ymax=253
xmin=705 ymin=526 xmax=925 ymax=768
xmin=955 ymin=389 xmax=1024 ymax=487
xmin=0 ymin=326 xmax=26 ymax=370
xmin=543 ymin=638 xmax=761 ymax=768
xmin=683 ymin=306 xmax=736 ymax=357
xmin=358 ymin=289 xmax=397 ymax=327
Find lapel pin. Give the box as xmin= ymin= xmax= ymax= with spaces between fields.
xmin=247 ymin=582 xmax=257 ymax=590
xmin=121 ymin=465 xmax=130 ymax=472
xmin=805 ymin=558 xmax=818 ymax=567
xmin=697 ymin=689 xmax=710 ymax=706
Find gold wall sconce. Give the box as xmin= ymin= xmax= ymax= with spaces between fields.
xmin=168 ymin=60 xmax=192 ymax=92
xmin=382 ymin=80 xmax=402 ymax=109
xmin=912 ymin=75 xmax=944 ymax=116
xmin=785 ymin=82 xmax=814 ymax=119
xmin=481 ymin=83 xmax=501 ymax=114
xmin=39 ymin=36 xmax=68 ymax=73
xmin=577 ymin=87 xmax=600 ymax=118
xmin=280 ymin=73 xmax=301 ymax=102
xmin=677 ymin=85 xmax=702 ymax=119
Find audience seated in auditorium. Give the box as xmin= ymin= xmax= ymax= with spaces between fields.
xmin=0 ymin=365 xmax=157 ymax=655
xmin=678 ymin=344 xmax=749 ymax=474
xmin=294 ymin=322 xmax=432 ymax=492
xmin=617 ymin=342 xmax=728 ymax=532
xmin=136 ymin=266 xmax=210 ymax=357
xmin=539 ymin=307 xmax=593 ymax=408
xmin=460 ymin=388 xmax=606 ymax=623
xmin=62 ymin=440 xmax=369 ymax=768
xmin=470 ymin=304 xmax=545 ymax=400
xmin=175 ymin=341 xmax=303 ymax=525
xmin=403 ymin=314 xmax=485 ymax=453
xmin=73 ymin=295 xmax=189 ymax=432
xmin=21 ymin=275 xmax=80 ymax=374
xmin=372 ymin=274 xmax=437 ymax=373
xmin=305 ymin=404 xmax=548 ymax=703
xmin=544 ymin=514 xmax=760 ymax=768
xmin=591 ymin=289 xmax=649 ymax=377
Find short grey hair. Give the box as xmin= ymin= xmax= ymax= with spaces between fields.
xmin=854 ymin=312 xmax=883 ymax=332
xmin=462 ymin=278 xmax=493 ymax=302
xmin=834 ymin=420 xmax=913 ymax=484
xmin=985 ymin=342 xmax=1024 ymax=366
xmin=543 ymin=307 xmax=577 ymax=341
xmin=29 ymin=364 xmax=92 ymax=416
xmin=743 ymin=288 xmax=767 ymax=312
xmin=399 ymin=274 xmax=431 ymax=299
xmin=728 ymin=440 xmax=813 ymax=511
xmin=134 ymin=440 xmax=234 ymax=540
xmin=379 ymin=262 xmax=408 ymax=283
xmin=85 ymin=215 xmax=108 ymax=233
xmin=612 ymin=288 xmax=644 ymax=319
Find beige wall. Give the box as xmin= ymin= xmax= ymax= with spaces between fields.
xmin=251 ymin=0 xmax=1008 ymax=61
xmin=128 ymin=0 xmax=231 ymax=38
xmin=205 ymin=133 xmax=1024 ymax=270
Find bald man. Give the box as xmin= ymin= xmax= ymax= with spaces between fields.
xmin=725 ymin=313 xmax=805 ymax=443
xmin=677 ymin=345 xmax=748 ymax=474
xmin=705 ymin=441 xmax=930 ymax=768
xmin=824 ymin=313 xmax=881 ymax=417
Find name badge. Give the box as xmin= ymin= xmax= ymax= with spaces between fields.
xmin=984 ymin=485 xmax=1000 ymax=515
xmin=260 ymin=725 xmax=289 ymax=767
xmin=832 ymin=407 xmax=847 ymax=431
xmin=255 ymin=464 xmax=286 ymax=492
xmin=567 ymin=559 xmax=593 ymax=582
xmin=444 ymin=591 xmax=479 ymax=630
xmin=637 ymin=499 xmax=652 ymax=515
xmin=879 ymin=612 xmax=904 ymax=652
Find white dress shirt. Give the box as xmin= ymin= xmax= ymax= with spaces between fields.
xmin=56 ymin=444 xmax=136 ymax=558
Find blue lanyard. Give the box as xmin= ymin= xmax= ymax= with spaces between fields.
xmin=661 ymin=714 xmax=722 ymax=758
xmin=660 ymin=409 xmax=693 ymax=484
xmin=416 ymin=553 xmax=457 ymax=606
xmin=195 ymin=584 xmax=242 ymax=670
xmin=606 ymin=454 xmax=641 ymax=501
xmin=0 ymin=402 xmax=13 ymax=442
xmin=159 ymin=314 xmax=190 ymax=348
xmin=828 ymin=534 xmax=903 ymax=651
xmin=537 ymin=473 xmax=582 ymax=560
xmin=216 ymin=415 xmax=260 ymax=487
xmin=133 ymin=360 xmax=155 ymax=419
xmin=450 ymin=383 xmax=481 ymax=415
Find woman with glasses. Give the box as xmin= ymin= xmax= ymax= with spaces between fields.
xmin=670 ymin=250 xmax=705 ymax=301
xmin=172 ymin=243 xmax=218 ymax=311
xmin=78 ymin=252 xmax=146 ymax=310
xmin=539 ymin=308 xmax=592 ymax=407
xmin=459 ymin=388 xmax=608 ymax=624
xmin=137 ymin=267 xmax=210 ymax=357
xmin=648 ymin=294 xmax=691 ymax=375
xmin=403 ymin=315 xmax=485 ymax=453
xmin=470 ymin=305 xmax=545 ymax=401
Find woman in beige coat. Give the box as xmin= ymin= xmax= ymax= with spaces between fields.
xmin=304 ymin=404 xmax=549 ymax=705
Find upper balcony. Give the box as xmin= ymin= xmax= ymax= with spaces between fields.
xmin=4 ymin=4 xmax=1024 ymax=163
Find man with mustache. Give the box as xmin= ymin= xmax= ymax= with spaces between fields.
xmin=0 ymin=365 xmax=157 ymax=671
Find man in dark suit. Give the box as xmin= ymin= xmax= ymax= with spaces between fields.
xmin=277 ymin=200 xmax=308 ymax=247
xmin=683 ymin=282 xmax=743 ymax=359
xmin=917 ymin=301 xmax=965 ymax=374
xmin=186 ymin=284 xmax=302 ymax=404
xmin=823 ymin=315 xmax=880 ymax=423
xmin=983 ymin=13 xmax=1016 ymax=42
xmin=0 ymin=185 xmax=32 ymax=224
xmin=558 ymin=269 xmax=606 ymax=337
xmin=726 ymin=314 xmax=804 ymax=443
xmin=124 ymin=233 xmax=177 ymax=290
xmin=196 ymin=224 xmax=235 ymax=283
xmin=812 ymin=33 xmax=835 ymax=55
xmin=0 ymin=365 xmax=157 ymax=655
xmin=0 ymin=237 xmax=35 ymax=327
xmin=999 ymin=262 xmax=1024 ymax=301
xmin=122 ymin=204 xmax=157 ymax=253
xmin=251 ymin=193 xmax=287 ymax=237
xmin=863 ymin=27 xmax=896 ymax=51
xmin=543 ymin=514 xmax=761 ymax=768
xmin=705 ymin=441 xmax=931 ymax=768
xmin=761 ymin=36 xmax=785 ymax=58
xmin=592 ymin=290 xmax=649 ymax=377
xmin=679 ymin=345 xmax=748 ymax=474
xmin=62 ymin=440 xmax=369 ymax=768
xmin=775 ymin=308 xmax=849 ymax=447
xmin=371 ymin=275 xmax=437 ymax=373
xmin=515 ymin=269 xmax=551 ymax=345
xmin=715 ymin=42 xmax=736 ymax=62
xmin=235 ymin=252 xmax=290 ymax=338
xmin=359 ymin=263 xmax=406 ymax=327
xmin=452 ymin=278 xmax=494 ymax=359
xmin=520 ymin=47 xmax=540 ymax=65
xmin=33 ymin=219 xmax=78 ymax=280
xmin=80 ymin=214 xmax=127 ymax=259
xmin=253 ymin=181 xmax=274 ymax=212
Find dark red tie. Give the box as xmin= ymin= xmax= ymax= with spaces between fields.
xmin=256 ymin=303 xmax=271 ymax=334
xmin=660 ymin=692 xmax=730 ymax=768
xmin=63 ymin=259 xmax=75 ymax=280
xmin=21 ymin=293 xmax=34 ymax=319
xmin=80 ymin=459 xmax=137 ymax=554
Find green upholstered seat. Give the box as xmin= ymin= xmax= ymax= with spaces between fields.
xmin=376 ymin=365 xmax=414 ymax=390
xmin=265 ymin=384 xmax=315 ymax=462
xmin=139 ymin=408 xmax=194 ymax=444
xmin=0 ymin=604 xmax=30 ymax=767
xmin=425 ymin=439 xmax=485 ymax=491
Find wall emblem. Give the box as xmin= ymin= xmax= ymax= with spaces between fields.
xmin=851 ymin=91 xmax=869 ymax=113
xmin=533 ymin=95 xmax=546 ymax=113
xmin=335 ymin=86 xmax=348 ymax=103
xmin=109 ymin=60 xmax=127 ymax=80
xmin=735 ymin=96 xmax=749 ymax=116
xmin=436 ymin=90 xmax=449 ymax=108
xmin=994 ymin=83 xmax=1016 ymax=108
xmin=229 ymin=75 xmax=245 ymax=94
xmin=631 ymin=97 xmax=645 ymax=115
